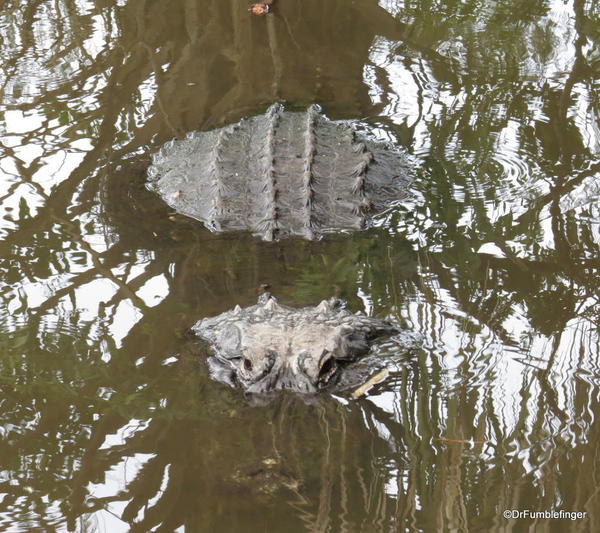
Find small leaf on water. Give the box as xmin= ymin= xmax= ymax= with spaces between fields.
xmin=249 ymin=3 xmax=271 ymax=15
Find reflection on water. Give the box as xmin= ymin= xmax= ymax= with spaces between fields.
xmin=0 ymin=0 xmax=598 ymax=530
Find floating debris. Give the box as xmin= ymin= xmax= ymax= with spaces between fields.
xmin=249 ymin=2 xmax=272 ymax=15
xmin=351 ymin=368 xmax=389 ymax=399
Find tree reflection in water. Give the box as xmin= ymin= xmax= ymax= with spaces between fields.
xmin=0 ymin=0 xmax=598 ymax=530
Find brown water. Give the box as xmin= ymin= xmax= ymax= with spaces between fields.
xmin=0 ymin=0 xmax=599 ymax=531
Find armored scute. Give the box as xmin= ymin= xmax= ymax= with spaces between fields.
xmin=193 ymin=293 xmax=398 ymax=394
xmin=148 ymin=104 xmax=412 ymax=241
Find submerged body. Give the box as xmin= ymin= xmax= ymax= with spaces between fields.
xmin=193 ymin=294 xmax=398 ymax=394
xmin=148 ymin=104 xmax=412 ymax=241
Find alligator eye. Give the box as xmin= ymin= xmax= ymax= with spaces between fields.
xmin=244 ymin=359 xmax=253 ymax=371
xmin=319 ymin=358 xmax=336 ymax=382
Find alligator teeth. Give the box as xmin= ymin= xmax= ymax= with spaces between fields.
xmin=233 ymin=305 xmax=242 ymax=315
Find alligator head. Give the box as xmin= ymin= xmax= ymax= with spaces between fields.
xmin=192 ymin=294 xmax=398 ymax=394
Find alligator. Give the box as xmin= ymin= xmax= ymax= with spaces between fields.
xmin=147 ymin=103 xmax=412 ymax=241
xmin=193 ymin=293 xmax=399 ymax=394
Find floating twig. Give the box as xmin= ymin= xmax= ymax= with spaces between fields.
xmin=352 ymin=369 xmax=389 ymax=399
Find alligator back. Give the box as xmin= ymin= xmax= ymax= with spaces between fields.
xmin=147 ymin=104 xmax=412 ymax=241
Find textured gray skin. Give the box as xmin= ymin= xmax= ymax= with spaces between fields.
xmin=147 ymin=104 xmax=412 ymax=241
xmin=192 ymin=294 xmax=398 ymax=394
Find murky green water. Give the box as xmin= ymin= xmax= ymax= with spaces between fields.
xmin=1 ymin=0 xmax=599 ymax=531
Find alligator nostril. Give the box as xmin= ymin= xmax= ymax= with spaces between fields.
xmin=244 ymin=359 xmax=253 ymax=372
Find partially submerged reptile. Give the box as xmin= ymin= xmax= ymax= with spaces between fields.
xmin=193 ymin=293 xmax=400 ymax=394
xmin=148 ymin=104 xmax=415 ymax=393
xmin=147 ymin=103 xmax=412 ymax=241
